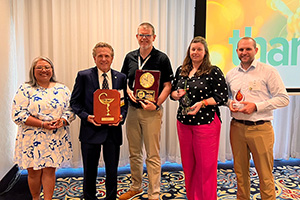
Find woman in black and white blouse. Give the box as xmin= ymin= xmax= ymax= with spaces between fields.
xmin=170 ymin=36 xmax=228 ymax=200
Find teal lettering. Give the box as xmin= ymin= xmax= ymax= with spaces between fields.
xmin=268 ymin=38 xmax=289 ymax=66
xmin=291 ymin=38 xmax=300 ymax=65
xmin=229 ymin=30 xmax=241 ymax=65
xmin=245 ymin=27 xmax=252 ymax=37
xmin=255 ymin=38 xmax=267 ymax=63
xmin=230 ymin=27 xmax=299 ymax=66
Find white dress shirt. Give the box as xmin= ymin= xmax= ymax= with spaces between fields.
xmin=98 ymin=68 xmax=112 ymax=89
xmin=226 ymin=59 xmax=289 ymax=121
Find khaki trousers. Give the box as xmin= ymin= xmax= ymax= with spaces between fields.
xmin=126 ymin=105 xmax=163 ymax=199
xmin=230 ymin=120 xmax=276 ymax=200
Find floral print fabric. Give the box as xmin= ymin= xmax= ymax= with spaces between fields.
xmin=12 ymin=83 xmax=75 ymax=170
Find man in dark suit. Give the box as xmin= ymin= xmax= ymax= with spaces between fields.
xmin=70 ymin=42 xmax=128 ymax=200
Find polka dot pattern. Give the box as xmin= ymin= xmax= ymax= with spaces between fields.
xmin=172 ymin=66 xmax=228 ymax=125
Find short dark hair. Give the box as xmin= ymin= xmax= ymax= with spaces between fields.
xmin=238 ymin=37 xmax=257 ymax=48
xmin=137 ymin=22 xmax=155 ymax=35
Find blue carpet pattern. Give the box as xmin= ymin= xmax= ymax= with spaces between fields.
xmin=49 ymin=165 xmax=300 ymax=200
xmin=217 ymin=165 xmax=300 ymax=200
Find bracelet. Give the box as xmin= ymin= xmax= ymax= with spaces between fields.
xmin=41 ymin=122 xmax=44 ymax=128
xmin=203 ymin=99 xmax=209 ymax=106
xmin=201 ymin=101 xmax=206 ymax=108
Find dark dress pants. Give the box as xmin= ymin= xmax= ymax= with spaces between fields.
xmin=81 ymin=134 xmax=120 ymax=200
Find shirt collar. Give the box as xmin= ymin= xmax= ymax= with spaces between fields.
xmin=98 ymin=68 xmax=112 ymax=80
xmin=138 ymin=46 xmax=156 ymax=57
xmin=238 ymin=59 xmax=258 ymax=72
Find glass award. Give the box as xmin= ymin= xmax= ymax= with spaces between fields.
xmin=233 ymin=89 xmax=245 ymax=109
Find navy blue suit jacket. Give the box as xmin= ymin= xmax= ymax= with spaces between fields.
xmin=70 ymin=67 xmax=128 ymax=145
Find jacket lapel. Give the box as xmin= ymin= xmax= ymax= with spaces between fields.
xmin=91 ymin=67 xmax=100 ymax=90
xmin=111 ymin=69 xmax=119 ymax=89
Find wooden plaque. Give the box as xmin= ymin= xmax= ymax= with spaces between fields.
xmin=94 ymin=89 xmax=120 ymax=124
xmin=133 ymin=70 xmax=161 ymax=102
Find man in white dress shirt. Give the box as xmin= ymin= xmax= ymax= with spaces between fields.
xmin=226 ymin=37 xmax=289 ymax=200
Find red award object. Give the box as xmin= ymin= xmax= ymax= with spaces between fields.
xmin=94 ymin=89 xmax=120 ymax=124
xmin=133 ymin=70 xmax=161 ymax=102
xmin=233 ymin=89 xmax=245 ymax=109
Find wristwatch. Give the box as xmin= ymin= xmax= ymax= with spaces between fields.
xmin=154 ymin=103 xmax=160 ymax=110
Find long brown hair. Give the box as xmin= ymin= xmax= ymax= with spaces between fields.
xmin=180 ymin=36 xmax=212 ymax=77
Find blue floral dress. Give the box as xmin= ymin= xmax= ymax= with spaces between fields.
xmin=12 ymin=83 xmax=75 ymax=170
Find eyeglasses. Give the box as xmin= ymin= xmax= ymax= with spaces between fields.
xmin=138 ymin=34 xmax=153 ymax=38
xmin=35 ymin=65 xmax=52 ymax=70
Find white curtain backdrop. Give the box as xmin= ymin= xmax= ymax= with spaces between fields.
xmin=1 ymin=0 xmax=300 ymax=179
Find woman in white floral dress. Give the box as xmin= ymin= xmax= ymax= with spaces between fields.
xmin=12 ymin=56 xmax=75 ymax=200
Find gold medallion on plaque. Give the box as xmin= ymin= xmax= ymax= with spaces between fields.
xmin=134 ymin=70 xmax=161 ymax=102
xmin=140 ymin=72 xmax=154 ymax=88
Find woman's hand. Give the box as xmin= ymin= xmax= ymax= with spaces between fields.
xmin=44 ymin=118 xmax=68 ymax=130
xmin=187 ymin=102 xmax=203 ymax=115
xmin=171 ymin=89 xmax=186 ymax=101
xmin=42 ymin=121 xmax=58 ymax=130
xmin=53 ymin=118 xmax=68 ymax=128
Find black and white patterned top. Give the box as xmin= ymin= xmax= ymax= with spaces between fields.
xmin=171 ymin=65 xmax=228 ymax=125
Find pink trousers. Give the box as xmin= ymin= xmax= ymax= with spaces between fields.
xmin=177 ymin=114 xmax=221 ymax=200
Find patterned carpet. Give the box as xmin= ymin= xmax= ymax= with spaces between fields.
xmin=49 ymin=165 xmax=300 ymax=200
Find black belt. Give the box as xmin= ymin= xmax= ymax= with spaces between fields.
xmin=233 ymin=118 xmax=270 ymax=126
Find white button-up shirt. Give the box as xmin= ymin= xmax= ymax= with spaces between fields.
xmin=98 ymin=68 xmax=112 ymax=89
xmin=226 ymin=59 xmax=289 ymax=121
